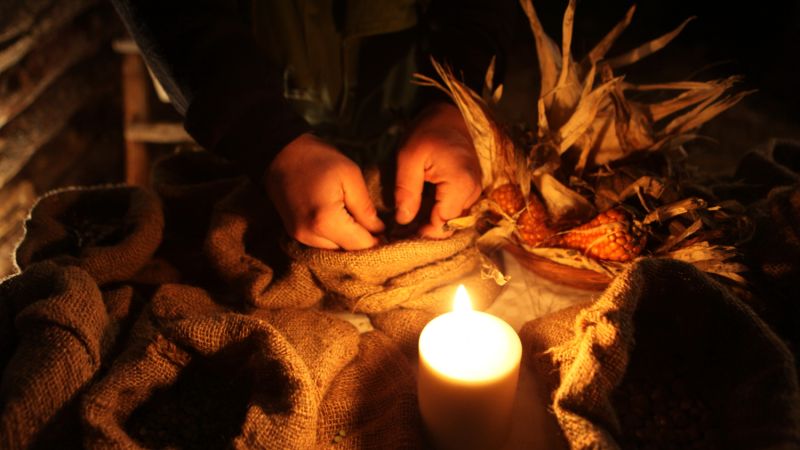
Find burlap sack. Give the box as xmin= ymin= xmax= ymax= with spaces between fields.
xmin=744 ymin=184 xmax=800 ymax=367
xmin=14 ymin=186 xmax=164 ymax=285
xmin=153 ymin=150 xmax=502 ymax=313
xmin=369 ymin=308 xmax=437 ymax=360
xmin=289 ymin=229 xmax=500 ymax=314
xmin=204 ymin=180 xmax=325 ymax=309
xmin=82 ymin=284 xmax=361 ymax=449
xmin=0 ymin=262 xmax=110 ymax=449
xmin=1 ymin=148 xmax=505 ymax=449
xmin=520 ymin=258 xmax=800 ymax=450
xmin=151 ymin=150 xmax=321 ymax=307
xmin=316 ymin=331 xmax=423 ymax=449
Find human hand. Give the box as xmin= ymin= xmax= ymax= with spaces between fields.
xmin=266 ymin=133 xmax=384 ymax=250
xmin=395 ymin=103 xmax=482 ymax=238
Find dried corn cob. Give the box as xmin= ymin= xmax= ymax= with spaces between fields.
xmin=556 ymin=208 xmax=646 ymax=262
xmin=490 ymin=183 xmax=556 ymax=246
xmin=517 ymin=195 xmax=556 ymax=246
xmin=489 ymin=183 xmax=525 ymax=216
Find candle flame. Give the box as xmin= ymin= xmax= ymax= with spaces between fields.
xmin=453 ymin=285 xmax=472 ymax=312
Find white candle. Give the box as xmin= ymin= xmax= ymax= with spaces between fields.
xmin=418 ymin=285 xmax=522 ymax=450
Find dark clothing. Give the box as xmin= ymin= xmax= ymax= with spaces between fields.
xmin=111 ymin=0 xmax=515 ymax=180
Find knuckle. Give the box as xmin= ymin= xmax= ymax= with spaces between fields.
xmin=307 ymin=209 xmax=331 ymax=235
xmin=338 ymin=160 xmax=361 ymax=179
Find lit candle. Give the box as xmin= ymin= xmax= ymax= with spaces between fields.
xmin=418 ymin=285 xmax=522 ymax=450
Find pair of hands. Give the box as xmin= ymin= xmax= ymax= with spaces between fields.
xmin=266 ymin=103 xmax=482 ymax=250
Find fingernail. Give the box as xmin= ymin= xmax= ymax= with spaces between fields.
xmin=396 ymin=206 xmax=413 ymax=224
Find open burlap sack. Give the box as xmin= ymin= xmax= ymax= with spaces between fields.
xmin=520 ymin=258 xmax=800 ymax=450
xmin=82 ymin=283 xmax=361 ymax=449
xmin=0 ymin=262 xmax=111 ymax=449
xmin=15 ymin=186 xmax=164 ymax=286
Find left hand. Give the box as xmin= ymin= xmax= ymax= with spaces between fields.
xmin=394 ymin=102 xmax=482 ymax=238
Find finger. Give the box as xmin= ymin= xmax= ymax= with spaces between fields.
xmin=342 ymin=169 xmax=385 ymax=234
xmin=432 ymin=174 xmax=478 ymax=223
xmin=419 ymin=220 xmax=454 ymax=239
xmin=421 ymin=177 xmax=481 ymax=239
xmin=312 ymin=205 xmax=379 ymax=250
xmin=394 ymin=146 xmax=426 ymax=224
xmin=294 ymin=230 xmax=340 ymax=250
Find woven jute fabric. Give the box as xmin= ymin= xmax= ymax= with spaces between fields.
xmin=0 ymin=262 xmax=110 ymax=449
xmin=82 ymin=284 xmax=364 ymax=449
xmin=4 ymin=148 xmax=800 ymax=448
xmin=15 ymin=186 xmax=163 ymax=285
xmin=289 ymin=229 xmax=500 ymax=314
xmin=521 ymin=258 xmax=800 ymax=450
xmin=0 ymin=150 xmax=501 ymax=448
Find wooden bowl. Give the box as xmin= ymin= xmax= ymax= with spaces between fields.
xmin=504 ymin=244 xmax=612 ymax=292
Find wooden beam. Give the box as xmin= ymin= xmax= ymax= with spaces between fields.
xmin=0 ymin=0 xmax=97 ymax=74
xmin=125 ymin=122 xmax=191 ymax=144
xmin=0 ymin=7 xmax=116 ymax=129
xmin=0 ymin=54 xmax=116 ymax=188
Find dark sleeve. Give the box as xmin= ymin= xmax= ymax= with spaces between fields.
xmin=110 ymin=0 xmax=310 ymax=180
xmin=422 ymin=0 xmax=517 ymax=95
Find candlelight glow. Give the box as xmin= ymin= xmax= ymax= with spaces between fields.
xmin=453 ymin=284 xmax=472 ymax=312
xmin=419 ymin=285 xmax=521 ymax=383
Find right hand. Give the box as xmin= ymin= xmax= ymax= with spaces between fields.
xmin=265 ymin=133 xmax=385 ymax=250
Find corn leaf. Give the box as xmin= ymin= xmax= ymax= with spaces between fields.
xmin=607 ymin=17 xmax=695 ymax=68
xmin=558 ymin=77 xmax=621 ymax=153
xmin=644 ymin=197 xmax=707 ymax=224
xmin=581 ymin=4 xmax=636 ymax=71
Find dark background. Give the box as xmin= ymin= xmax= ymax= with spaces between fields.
xmin=526 ymin=0 xmax=800 ymax=112
xmin=502 ymin=0 xmax=800 ymax=172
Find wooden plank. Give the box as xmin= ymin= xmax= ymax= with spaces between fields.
xmin=122 ymin=53 xmax=151 ymax=186
xmin=0 ymin=233 xmax=23 ymax=278
xmin=125 ymin=122 xmax=192 ymax=143
xmin=0 ymin=0 xmax=53 ymax=44
xmin=0 ymin=0 xmax=97 ymax=74
xmin=0 ymin=179 xmax=34 ymax=278
xmin=0 ymin=54 xmax=116 ymax=188
xmin=0 ymin=7 xmax=116 ymax=129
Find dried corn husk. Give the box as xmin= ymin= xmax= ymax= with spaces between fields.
xmin=415 ymin=0 xmax=749 ymax=285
